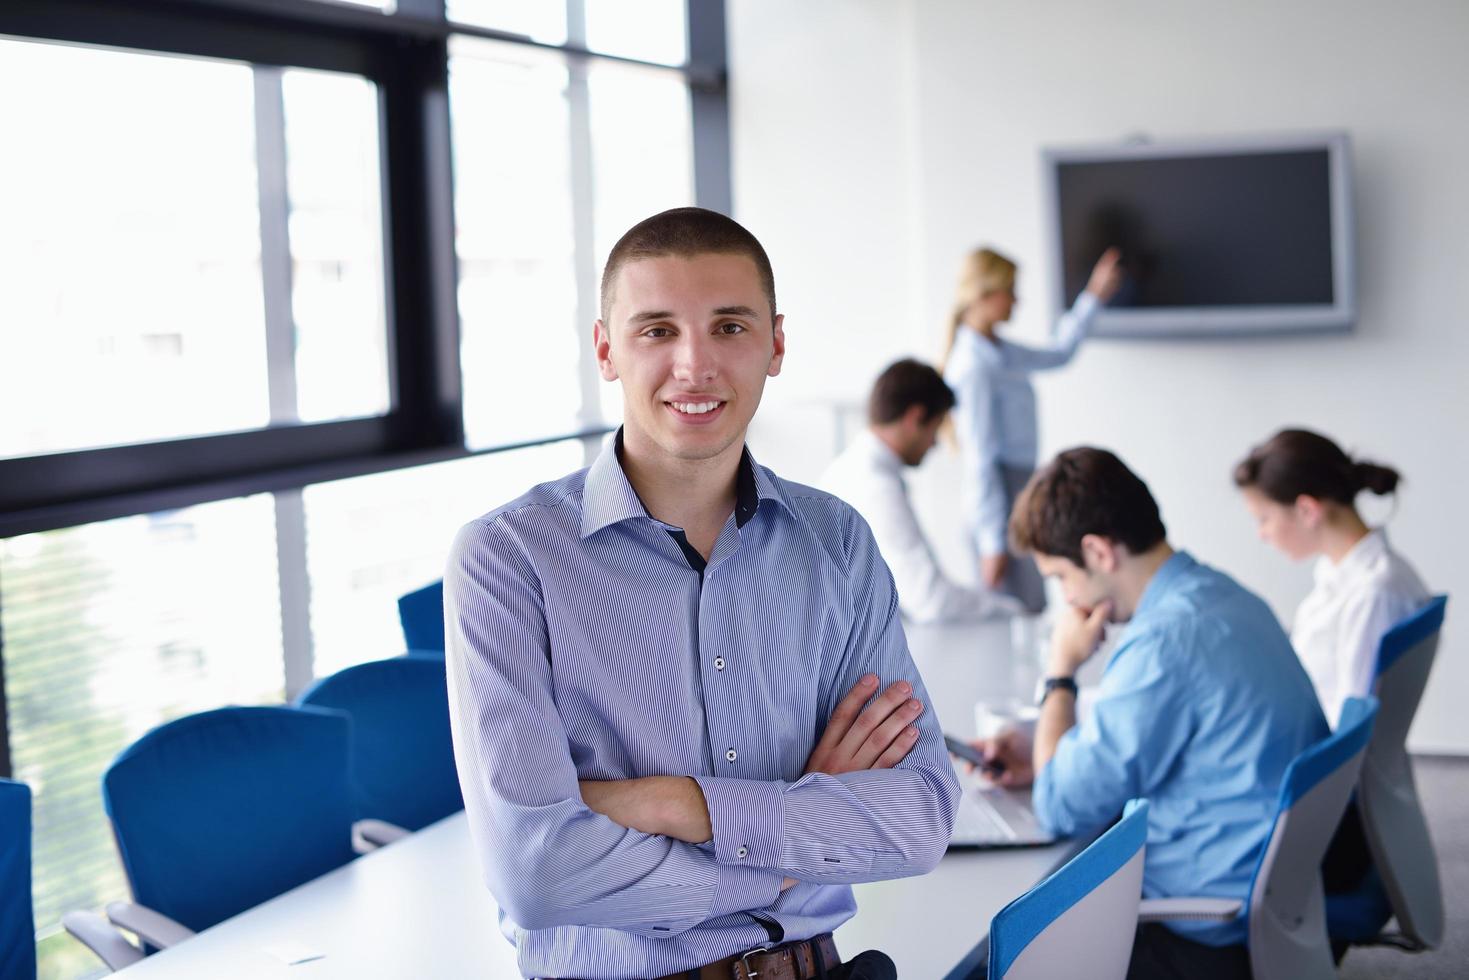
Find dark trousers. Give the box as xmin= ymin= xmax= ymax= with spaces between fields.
xmin=997 ymin=464 xmax=1047 ymax=614
xmin=827 ymin=951 xmax=897 ymax=979
xmin=1125 ymin=923 xmax=1251 ymax=980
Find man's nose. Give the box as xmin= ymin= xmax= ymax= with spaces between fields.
xmin=672 ymin=332 xmax=717 ymax=382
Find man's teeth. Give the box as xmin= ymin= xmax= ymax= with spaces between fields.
xmin=671 ymin=401 xmax=721 ymax=414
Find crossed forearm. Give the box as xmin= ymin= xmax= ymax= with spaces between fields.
xmin=578 ymin=775 xmax=712 ymax=843
xmin=580 ymin=672 xmax=924 ymax=890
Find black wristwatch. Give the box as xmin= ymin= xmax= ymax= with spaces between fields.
xmin=1039 ymin=676 xmax=1078 ymax=706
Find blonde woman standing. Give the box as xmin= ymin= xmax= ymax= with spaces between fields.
xmin=942 ymin=246 xmax=1122 ymax=612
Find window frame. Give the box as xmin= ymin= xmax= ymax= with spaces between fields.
xmin=0 ymin=0 xmax=728 ymax=759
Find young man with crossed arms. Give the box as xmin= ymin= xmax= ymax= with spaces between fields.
xmin=445 ymin=208 xmax=959 ymax=980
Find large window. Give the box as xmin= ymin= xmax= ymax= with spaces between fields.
xmin=2 ymin=496 xmax=286 ymax=977
xmin=0 ymin=1 xmax=726 ymax=975
xmin=0 ymin=40 xmax=391 ymax=461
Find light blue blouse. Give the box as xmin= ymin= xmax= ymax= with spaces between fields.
xmin=944 ymin=292 xmax=1099 ymax=554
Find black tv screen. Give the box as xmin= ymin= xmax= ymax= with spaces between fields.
xmin=1046 ymin=135 xmax=1353 ymax=336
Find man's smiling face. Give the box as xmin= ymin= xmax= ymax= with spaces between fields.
xmin=594 ymin=252 xmax=784 ymax=467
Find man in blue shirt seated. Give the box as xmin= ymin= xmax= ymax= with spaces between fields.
xmin=977 ymin=446 xmax=1328 ymax=980
xmin=445 ymin=207 xmax=959 ymax=980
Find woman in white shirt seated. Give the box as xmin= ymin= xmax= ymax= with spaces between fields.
xmin=1233 ymin=428 xmax=1429 ymax=729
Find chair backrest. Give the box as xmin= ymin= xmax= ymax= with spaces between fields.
xmin=103 ymin=706 xmax=358 ymax=934
xmin=1 ymin=779 xmax=37 ymax=980
xmin=295 ymin=656 xmax=463 ymax=831
xmin=1245 ymin=696 xmax=1378 ymax=980
xmin=987 ymin=799 xmax=1149 ymax=980
xmin=1360 ymin=594 xmax=1448 ymax=948
xmin=397 ymin=580 xmax=445 ymax=653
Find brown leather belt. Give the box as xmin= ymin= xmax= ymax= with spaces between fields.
xmin=652 ymin=933 xmax=840 ymax=980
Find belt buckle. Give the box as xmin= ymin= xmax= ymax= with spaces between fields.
xmin=738 ymin=941 xmax=775 ymax=979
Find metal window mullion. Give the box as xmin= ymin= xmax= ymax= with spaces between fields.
xmin=254 ymin=66 xmax=317 ymax=699
xmin=0 ymin=571 xmax=12 ymax=779
xmin=253 ymin=65 xmax=300 ymax=426
xmin=686 ymin=0 xmax=731 ymax=214
xmin=273 ymin=489 xmax=316 ymax=698
xmin=566 ymin=0 xmax=602 ymax=465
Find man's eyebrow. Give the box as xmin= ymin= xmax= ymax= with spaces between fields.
xmin=628 ymin=305 xmax=762 ymax=323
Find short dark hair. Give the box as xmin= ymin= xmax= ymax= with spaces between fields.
xmin=600 ymin=207 xmax=777 ymax=322
xmin=1010 ymin=447 xmax=1167 ymax=565
xmin=867 ymin=359 xmax=956 ymax=426
xmin=1233 ymin=428 xmax=1400 ymax=505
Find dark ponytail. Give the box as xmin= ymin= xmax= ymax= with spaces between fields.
xmin=1233 ymin=428 xmax=1402 ymax=505
xmin=1354 ymin=461 xmax=1400 ymax=496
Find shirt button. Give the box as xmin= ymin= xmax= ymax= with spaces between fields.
xmin=725 ymin=748 xmax=737 ymax=763
xmin=714 ymin=657 xmax=725 ymax=670
xmin=737 ymin=846 xmax=749 ymax=859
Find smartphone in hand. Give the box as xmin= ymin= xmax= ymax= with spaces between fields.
xmin=944 ymin=734 xmax=1005 ymax=776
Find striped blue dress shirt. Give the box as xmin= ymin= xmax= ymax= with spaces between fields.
xmin=444 ymin=434 xmax=960 ymax=979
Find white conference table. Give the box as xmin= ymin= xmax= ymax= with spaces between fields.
xmin=115 ymin=618 xmax=1078 ymax=979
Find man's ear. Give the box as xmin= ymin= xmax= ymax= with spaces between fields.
xmin=900 ymin=404 xmax=928 ymax=431
xmin=767 ymin=313 xmax=785 ymax=377
xmin=1293 ymin=494 xmax=1324 ymax=529
xmin=1079 ymin=533 xmax=1119 ymax=574
xmin=594 ymin=320 xmax=618 ymax=381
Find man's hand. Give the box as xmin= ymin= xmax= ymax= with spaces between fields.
xmin=1085 ymin=247 xmax=1124 ymax=303
xmin=805 ymin=674 xmax=924 ymax=776
xmin=981 ymin=553 xmax=1010 ymax=590
xmin=579 ymin=776 xmax=712 ymax=844
xmin=1046 ymin=600 xmax=1112 ymax=678
xmin=967 ymin=729 xmax=1035 ymax=789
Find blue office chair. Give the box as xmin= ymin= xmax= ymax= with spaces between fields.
xmin=1140 ymin=696 xmax=1379 ymax=980
xmin=397 ymin=579 xmax=445 ymax=654
xmin=295 ymin=656 xmax=463 ymax=832
xmin=971 ymin=799 xmax=1149 ymax=980
xmin=65 ymin=706 xmax=360 ymax=970
xmin=1328 ymin=595 xmax=1449 ymax=951
xmin=2 ymin=779 xmax=38 ymax=980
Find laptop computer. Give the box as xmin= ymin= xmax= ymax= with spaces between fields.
xmin=948 ymin=784 xmax=1057 ymax=850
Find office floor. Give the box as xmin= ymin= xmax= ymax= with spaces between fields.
xmin=1339 ymin=755 xmax=1468 ymax=979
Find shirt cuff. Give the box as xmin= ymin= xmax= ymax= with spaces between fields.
xmin=707 ymin=862 xmax=785 ymax=919
xmin=1031 ymin=762 xmax=1062 ymax=835
xmin=692 ymin=775 xmax=786 ymax=870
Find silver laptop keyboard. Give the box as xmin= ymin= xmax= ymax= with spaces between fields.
xmin=951 ymin=787 xmax=1048 ymax=845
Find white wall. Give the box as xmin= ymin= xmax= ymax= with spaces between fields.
xmin=729 ymin=0 xmax=1469 ymax=752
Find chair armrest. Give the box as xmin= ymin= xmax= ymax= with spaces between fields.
xmin=62 ymin=910 xmax=146 ymax=972
xmin=353 ymin=818 xmax=411 ymax=852
xmin=1138 ymin=897 xmax=1243 ymax=923
xmin=105 ymin=901 xmax=196 ymax=948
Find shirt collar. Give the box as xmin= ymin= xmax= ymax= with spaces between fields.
xmin=1132 ymin=549 xmax=1196 ymax=620
xmin=580 ymin=427 xmax=783 ymax=539
xmin=1313 ymin=528 xmax=1388 ymax=590
xmin=859 ymin=429 xmax=905 ymax=475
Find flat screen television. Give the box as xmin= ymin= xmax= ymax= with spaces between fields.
xmin=1042 ymin=133 xmax=1355 ymax=337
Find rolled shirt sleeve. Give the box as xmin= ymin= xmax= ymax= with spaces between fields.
xmin=1004 ymin=291 xmax=1100 ymax=373
xmin=1033 ymin=628 xmax=1193 ymax=837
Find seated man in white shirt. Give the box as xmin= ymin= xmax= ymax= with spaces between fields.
xmin=819 ymin=359 xmax=1022 ymax=623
